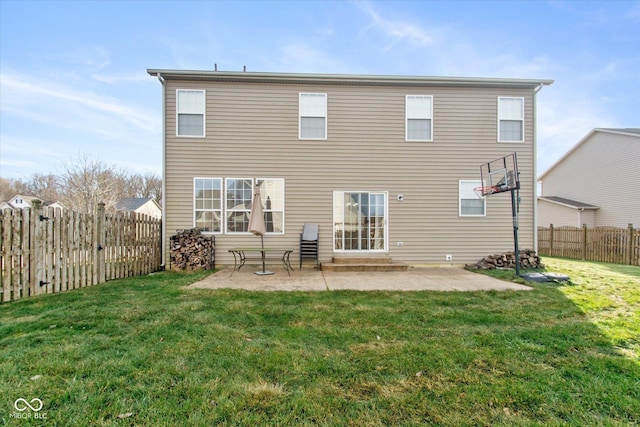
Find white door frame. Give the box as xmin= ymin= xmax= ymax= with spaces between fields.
xmin=332 ymin=190 xmax=388 ymax=253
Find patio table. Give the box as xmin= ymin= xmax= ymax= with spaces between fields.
xmin=228 ymin=248 xmax=294 ymax=276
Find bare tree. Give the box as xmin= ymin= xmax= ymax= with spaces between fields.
xmin=59 ymin=154 xmax=127 ymax=213
xmin=24 ymin=174 xmax=62 ymax=202
xmin=2 ymin=156 xmax=162 ymax=212
xmin=121 ymin=171 xmax=162 ymax=202
xmin=138 ymin=171 xmax=162 ymax=203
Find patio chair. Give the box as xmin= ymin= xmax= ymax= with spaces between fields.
xmin=299 ymin=224 xmax=319 ymax=270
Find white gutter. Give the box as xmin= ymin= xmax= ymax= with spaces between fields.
xmin=533 ymin=82 xmax=545 ymax=252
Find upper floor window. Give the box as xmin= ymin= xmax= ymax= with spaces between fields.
xmin=498 ymin=97 xmax=524 ymax=142
xmin=299 ymin=93 xmax=327 ymax=140
xmin=459 ymin=180 xmax=485 ymax=217
xmin=406 ymin=95 xmax=433 ymax=141
xmin=177 ymin=90 xmax=205 ymax=137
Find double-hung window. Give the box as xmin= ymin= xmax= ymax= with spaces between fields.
xmin=459 ymin=180 xmax=485 ymax=216
xmin=498 ymin=97 xmax=524 ymax=142
xmin=194 ymin=178 xmax=222 ymax=232
xmin=194 ymin=178 xmax=285 ymax=234
xmin=406 ymin=95 xmax=433 ymax=141
xmin=299 ymin=93 xmax=327 ymax=139
xmin=177 ymin=89 xmax=205 ymax=137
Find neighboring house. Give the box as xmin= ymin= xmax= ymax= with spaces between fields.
xmin=0 ymin=194 xmax=65 ymax=210
xmin=148 ymin=69 xmax=552 ymax=267
xmin=115 ymin=198 xmax=162 ymax=219
xmin=538 ymin=128 xmax=640 ymax=228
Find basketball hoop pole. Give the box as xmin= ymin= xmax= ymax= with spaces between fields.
xmin=510 ymin=186 xmax=520 ymax=277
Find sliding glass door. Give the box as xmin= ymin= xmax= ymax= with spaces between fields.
xmin=334 ymin=191 xmax=387 ymax=252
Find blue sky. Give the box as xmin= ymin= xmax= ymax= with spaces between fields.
xmin=1 ymin=0 xmax=639 ymax=180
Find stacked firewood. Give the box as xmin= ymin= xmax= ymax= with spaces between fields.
xmin=170 ymin=229 xmax=215 ymax=270
xmin=468 ymin=249 xmax=544 ymax=270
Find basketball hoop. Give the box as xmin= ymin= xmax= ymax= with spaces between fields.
xmin=474 ymin=185 xmax=500 ymax=198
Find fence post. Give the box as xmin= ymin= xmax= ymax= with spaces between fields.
xmin=582 ymin=223 xmax=588 ymax=260
xmin=549 ymin=224 xmax=554 ymax=257
xmin=96 ymin=202 xmax=106 ymax=284
xmin=628 ymin=224 xmax=634 ymax=266
xmin=32 ymin=200 xmax=45 ymax=296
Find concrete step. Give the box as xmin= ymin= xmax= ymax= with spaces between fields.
xmin=321 ymin=262 xmax=408 ymax=272
xmin=331 ymin=256 xmax=393 ymax=264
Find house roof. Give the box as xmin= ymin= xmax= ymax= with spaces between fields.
xmin=538 ymin=196 xmax=599 ymax=210
xmin=538 ymin=127 xmax=640 ymax=181
xmin=599 ymin=128 xmax=640 ymax=136
xmin=147 ymin=69 xmax=554 ymax=89
xmin=2 ymin=194 xmax=64 ymax=209
xmin=116 ymin=198 xmax=159 ymax=211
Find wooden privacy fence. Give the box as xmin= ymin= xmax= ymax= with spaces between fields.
xmin=538 ymin=224 xmax=639 ymax=266
xmin=1 ymin=201 xmax=162 ymax=303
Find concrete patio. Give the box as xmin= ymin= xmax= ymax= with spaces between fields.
xmin=189 ymin=265 xmax=532 ymax=292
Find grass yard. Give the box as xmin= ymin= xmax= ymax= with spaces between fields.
xmin=1 ymin=258 xmax=638 ymax=426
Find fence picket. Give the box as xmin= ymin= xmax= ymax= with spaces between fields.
xmin=0 ymin=204 xmax=162 ymax=303
xmin=538 ymin=224 xmax=639 ymax=266
xmin=2 ymin=210 xmax=12 ymax=302
xmin=12 ymin=209 xmax=24 ymax=300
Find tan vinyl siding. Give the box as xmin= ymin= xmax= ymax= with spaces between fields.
xmin=540 ymin=131 xmax=640 ymax=227
xmin=537 ymin=199 xmax=581 ymax=227
xmin=163 ymin=79 xmax=538 ymax=266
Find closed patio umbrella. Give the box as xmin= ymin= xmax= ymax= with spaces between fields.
xmin=248 ymin=181 xmax=273 ymax=275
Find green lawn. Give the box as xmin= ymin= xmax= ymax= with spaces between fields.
xmin=1 ymin=258 xmax=638 ymax=426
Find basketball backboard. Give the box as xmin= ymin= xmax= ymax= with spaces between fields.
xmin=478 ymin=153 xmax=519 ymax=196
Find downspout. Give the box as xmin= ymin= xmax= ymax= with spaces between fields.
xmin=532 ymin=82 xmax=544 ymax=253
xmin=157 ymin=73 xmax=167 ymax=269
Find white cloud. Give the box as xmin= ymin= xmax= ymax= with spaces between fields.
xmin=0 ymin=72 xmax=161 ymax=179
xmin=92 ymin=72 xmax=153 ymax=85
xmin=1 ymin=73 xmax=158 ymax=133
xmin=356 ymin=1 xmax=433 ymax=50
xmin=43 ymin=46 xmax=111 ymax=72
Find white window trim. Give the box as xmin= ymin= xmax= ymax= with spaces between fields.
xmin=257 ymin=178 xmax=286 ymax=235
xmin=176 ymin=89 xmax=206 ymax=138
xmin=299 ymin=93 xmax=327 ymax=140
xmin=193 ymin=177 xmax=222 ymax=234
xmin=497 ymin=96 xmax=524 ymax=143
xmin=405 ymin=95 xmax=433 ymax=142
xmin=459 ymin=180 xmax=486 ymax=217
xmin=224 ymin=178 xmax=254 ymax=234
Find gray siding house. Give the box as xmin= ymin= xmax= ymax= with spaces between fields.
xmin=147 ymin=69 xmax=552 ymax=267
xmin=538 ymin=128 xmax=640 ymax=228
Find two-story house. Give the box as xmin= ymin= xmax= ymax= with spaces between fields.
xmin=147 ymin=69 xmax=552 ymax=268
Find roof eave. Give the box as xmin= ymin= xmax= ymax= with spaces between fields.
xmin=538 ymin=197 xmax=600 ymax=210
xmin=147 ymin=69 xmax=553 ymax=89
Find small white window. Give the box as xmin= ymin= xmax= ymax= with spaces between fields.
xmin=459 ymin=180 xmax=485 ymax=216
xmin=194 ymin=178 xmax=222 ymax=233
xmin=498 ymin=97 xmax=524 ymax=142
xmin=177 ymin=90 xmax=205 ymax=137
xmin=406 ymin=95 xmax=433 ymax=141
xmin=299 ymin=93 xmax=327 ymax=139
